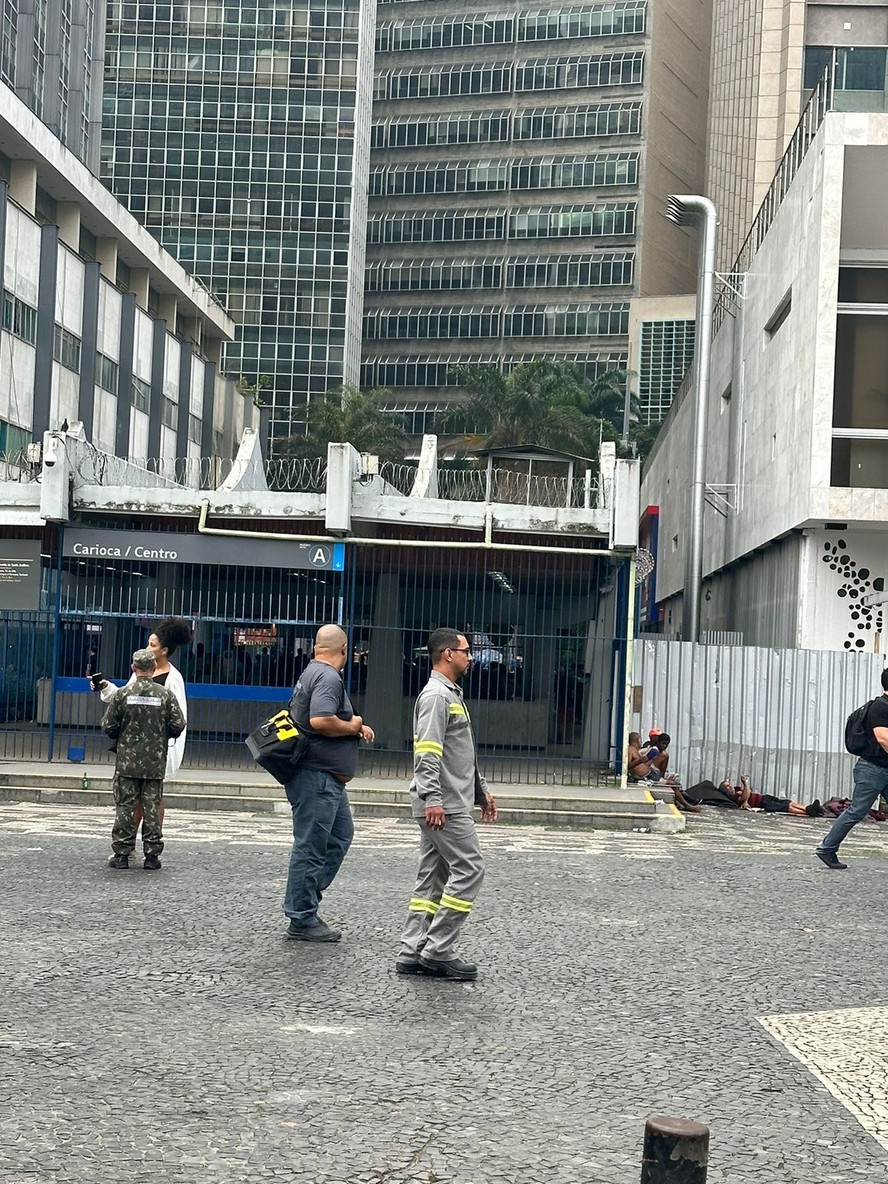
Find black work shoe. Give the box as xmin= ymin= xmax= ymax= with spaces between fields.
xmin=419 ymin=955 xmax=477 ymax=981
xmin=287 ymin=919 xmax=342 ymax=943
xmin=806 ymin=800 xmax=823 ymax=817
xmin=108 ymin=854 xmax=129 ymax=870
xmin=395 ymin=956 xmax=426 ymax=976
xmin=143 ymin=854 xmax=162 ymax=871
xmin=815 ymin=849 xmax=848 ymax=870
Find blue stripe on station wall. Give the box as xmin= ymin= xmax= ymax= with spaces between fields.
xmin=55 ymin=678 xmax=291 ymax=702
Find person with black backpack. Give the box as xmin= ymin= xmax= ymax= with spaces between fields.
xmin=815 ymin=668 xmax=888 ymax=869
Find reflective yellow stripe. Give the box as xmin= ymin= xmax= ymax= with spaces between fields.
xmin=409 ymin=897 xmax=440 ymax=915
xmin=448 ymin=703 xmax=467 ymax=716
xmin=440 ymin=893 xmax=473 ymax=914
xmin=414 ymin=740 xmax=444 ymax=756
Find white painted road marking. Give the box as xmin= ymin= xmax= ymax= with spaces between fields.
xmin=761 ymin=1007 xmax=888 ymax=1155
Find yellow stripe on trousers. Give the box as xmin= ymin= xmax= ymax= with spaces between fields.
xmin=440 ymin=893 xmax=473 ymax=914
xmin=408 ymin=897 xmax=440 ymax=915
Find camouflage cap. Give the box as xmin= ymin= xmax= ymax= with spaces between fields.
xmin=132 ymin=648 xmax=157 ymax=671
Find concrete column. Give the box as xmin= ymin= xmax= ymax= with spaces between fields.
xmin=147 ymin=318 xmax=166 ymax=462
xmin=130 ymin=267 xmax=150 ymax=311
xmin=201 ymin=360 xmax=216 ymax=460
xmin=176 ymin=343 xmax=193 ymax=465
xmin=32 ymin=226 xmax=59 ymax=440
xmin=364 ymin=572 xmax=405 ymax=749
xmin=204 ymin=335 xmax=222 ymax=365
xmin=9 ymin=160 xmax=37 ymax=214
xmin=57 ymin=202 xmax=81 ymax=251
xmin=115 ymin=292 xmax=136 ymax=458
xmin=78 ymin=261 xmax=100 ymax=439
xmin=157 ymin=293 xmax=177 ymax=326
xmin=181 ymin=315 xmax=201 ymax=349
xmin=95 ymin=238 xmax=118 ymax=284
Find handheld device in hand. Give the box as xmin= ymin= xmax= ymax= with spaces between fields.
xmin=90 ymin=672 xmax=104 ymax=691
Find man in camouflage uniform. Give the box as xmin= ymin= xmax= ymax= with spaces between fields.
xmin=102 ymin=648 xmax=186 ymax=871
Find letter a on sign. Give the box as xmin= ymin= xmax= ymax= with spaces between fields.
xmin=310 ymin=546 xmax=331 ymax=567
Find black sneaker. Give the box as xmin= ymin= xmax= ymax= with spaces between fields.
xmin=395 ymin=956 xmax=426 ymax=976
xmin=287 ymin=919 xmax=341 ymax=943
xmin=143 ymin=854 xmax=162 ymax=871
xmin=815 ymin=849 xmax=848 ymax=870
xmin=418 ymin=956 xmax=477 ymax=981
xmin=108 ymin=854 xmax=129 ymax=870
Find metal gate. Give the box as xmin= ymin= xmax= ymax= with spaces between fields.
xmin=0 ymin=539 xmax=629 ymax=784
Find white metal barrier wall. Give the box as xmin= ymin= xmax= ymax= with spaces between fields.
xmin=632 ymin=639 xmax=887 ymax=801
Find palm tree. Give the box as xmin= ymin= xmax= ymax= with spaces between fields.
xmin=442 ymin=359 xmax=627 ymax=458
xmin=275 ymin=384 xmax=408 ymax=465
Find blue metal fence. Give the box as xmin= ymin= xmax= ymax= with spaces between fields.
xmin=0 ymin=539 xmax=623 ymax=785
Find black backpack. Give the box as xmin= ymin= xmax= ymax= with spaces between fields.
xmin=845 ymin=699 xmax=880 ymax=759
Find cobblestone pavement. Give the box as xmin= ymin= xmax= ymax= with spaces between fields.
xmin=4 ymin=802 xmax=888 ymax=1183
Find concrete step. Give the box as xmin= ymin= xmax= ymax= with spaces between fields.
xmin=0 ymin=783 xmax=684 ymax=833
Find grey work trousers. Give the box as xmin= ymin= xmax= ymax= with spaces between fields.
xmin=399 ymin=812 xmax=485 ymax=961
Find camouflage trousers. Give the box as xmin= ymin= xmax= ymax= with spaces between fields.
xmin=111 ymin=772 xmax=165 ymax=856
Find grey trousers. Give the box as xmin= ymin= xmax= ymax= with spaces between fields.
xmin=399 ymin=812 xmax=485 ymax=961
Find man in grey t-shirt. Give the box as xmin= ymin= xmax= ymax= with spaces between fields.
xmin=282 ymin=624 xmax=375 ymax=941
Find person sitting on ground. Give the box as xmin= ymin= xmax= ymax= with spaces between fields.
xmin=687 ymin=774 xmax=824 ymax=816
xmin=627 ymin=732 xmax=655 ymax=781
xmin=639 ymin=732 xmax=702 ymax=814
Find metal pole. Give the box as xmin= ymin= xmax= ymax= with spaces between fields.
xmin=620 ymin=551 xmax=637 ymax=786
xmin=665 ymin=196 xmax=717 ymax=642
xmin=641 ymin=1115 xmax=710 ymax=1183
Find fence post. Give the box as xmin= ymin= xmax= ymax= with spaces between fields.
xmin=641 ymin=1115 xmax=709 ymax=1183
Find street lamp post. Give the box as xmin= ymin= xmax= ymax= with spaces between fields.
xmin=665 ymin=195 xmax=718 ymax=643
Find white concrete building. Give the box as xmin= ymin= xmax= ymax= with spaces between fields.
xmin=641 ymin=105 xmax=888 ymax=653
xmin=0 ymin=85 xmax=252 ymax=486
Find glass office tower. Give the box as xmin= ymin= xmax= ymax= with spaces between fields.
xmin=0 ymin=0 xmax=103 ymax=169
xmin=362 ymin=0 xmax=712 ymax=433
xmin=101 ymin=0 xmax=375 ymax=446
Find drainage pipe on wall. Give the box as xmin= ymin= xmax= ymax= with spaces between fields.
xmin=665 ymin=194 xmax=718 ymax=643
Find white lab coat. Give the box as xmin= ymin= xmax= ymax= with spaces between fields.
xmin=100 ymin=663 xmax=187 ymax=777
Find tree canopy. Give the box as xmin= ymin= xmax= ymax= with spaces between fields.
xmin=441 ymin=359 xmax=630 ymax=459
xmin=274 ymin=384 xmax=407 ymax=465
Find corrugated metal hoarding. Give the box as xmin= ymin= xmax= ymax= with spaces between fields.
xmin=633 ymin=639 xmax=886 ymax=800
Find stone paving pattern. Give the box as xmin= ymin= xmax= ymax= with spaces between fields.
xmin=3 ymin=803 xmax=888 ymax=1183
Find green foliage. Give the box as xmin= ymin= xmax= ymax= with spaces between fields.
xmin=237 ymin=374 xmax=272 ymax=408
xmin=274 ymin=384 xmax=408 ymax=465
xmin=623 ymin=418 xmax=664 ymax=464
xmin=442 ymin=360 xmax=630 ymax=460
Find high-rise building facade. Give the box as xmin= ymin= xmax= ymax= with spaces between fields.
xmin=0 ymin=0 xmax=103 ymax=169
xmin=707 ymin=0 xmax=888 ymax=269
xmin=362 ymin=0 xmax=712 ymax=432
xmin=101 ymin=0 xmax=376 ymax=446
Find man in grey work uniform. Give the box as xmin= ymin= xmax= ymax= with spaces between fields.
xmin=102 ymin=648 xmax=186 ymax=871
xmin=283 ymin=624 xmax=375 ymax=942
xmin=397 ymin=627 xmax=498 ymax=981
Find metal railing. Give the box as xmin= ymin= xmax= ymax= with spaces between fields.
xmin=379 ymin=461 xmax=603 ymax=508
xmin=714 ymin=53 xmax=837 ymax=331
xmin=66 ymin=441 xmax=603 ymax=509
xmin=0 ymin=451 xmax=39 ymax=483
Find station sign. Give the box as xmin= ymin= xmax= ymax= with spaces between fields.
xmin=62 ymin=528 xmax=345 ymax=572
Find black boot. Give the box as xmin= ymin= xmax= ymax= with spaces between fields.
xmin=108 ymin=853 xmax=129 ymax=870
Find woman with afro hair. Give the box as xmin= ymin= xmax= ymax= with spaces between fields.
xmin=99 ymin=616 xmax=191 ymax=776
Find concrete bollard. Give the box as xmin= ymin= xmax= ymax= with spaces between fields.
xmin=640 ymin=1115 xmax=710 ymax=1183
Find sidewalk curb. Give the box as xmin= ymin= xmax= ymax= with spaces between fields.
xmin=0 ymin=785 xmax=686 ymax=832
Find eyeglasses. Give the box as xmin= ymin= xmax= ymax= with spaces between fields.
xmin=449 ymin=647 xmax=472 ymax=654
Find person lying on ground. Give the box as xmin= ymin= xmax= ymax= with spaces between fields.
xmin=686 ymin=775 xmax=824 ymax=816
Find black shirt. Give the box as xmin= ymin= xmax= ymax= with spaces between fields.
xmin=865 ymin=694 xmax=888 ymax=767
xmin=289 ymin=659 xmax=358 ymax=781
